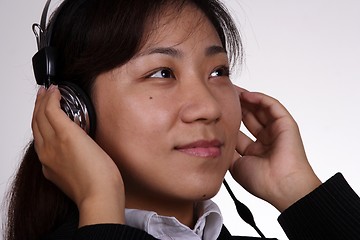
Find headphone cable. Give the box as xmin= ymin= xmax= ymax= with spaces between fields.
xmin=223 ymin=179 xmax=266 ymax=239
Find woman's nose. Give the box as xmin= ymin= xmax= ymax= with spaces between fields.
xmin=179 ymin=81 xmax=222 ymax=124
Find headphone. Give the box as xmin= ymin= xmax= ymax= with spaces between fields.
xmin=32 ymin=0 xmax=96 ymax=137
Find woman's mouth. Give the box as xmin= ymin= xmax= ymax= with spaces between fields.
xmin=174 ymin=140 xmax=222 ymax=158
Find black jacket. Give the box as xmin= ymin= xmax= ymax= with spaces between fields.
xmin=45 ymin=223 xmax=277 ymax=240
xmin=43 ymin=173 xmax=360 ymax=240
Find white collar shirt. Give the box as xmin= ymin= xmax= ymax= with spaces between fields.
xmin=125 ymin=200 xmax=223 ymax=240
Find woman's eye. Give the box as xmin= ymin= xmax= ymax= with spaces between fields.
xmin=210 ymin=66 xmax=230 ymax=78
xmin=148 ymin=68 xmax=175 ymax=79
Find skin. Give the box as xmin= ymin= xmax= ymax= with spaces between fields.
xmin=32 ymin=3 xmax=321 ymax=230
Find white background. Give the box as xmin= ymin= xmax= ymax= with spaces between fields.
xmin=1 ymin=1 xmax=359 ymax=239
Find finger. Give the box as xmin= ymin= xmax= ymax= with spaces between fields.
xmin=241 ymin=105 xmax=264 ymax=139
xmin=34 ymin=86 xmax=58 ymax=140
xmin=235 ymin=130 xmax=254 ymax=155
xmin=241 ymin=107 xmax=275 ymax=145
xmin=32 ymin=86 xmax=61 ymax=162
xmin=233 ymin=85 xmax=267 ymax=138
xmin=32 ymin=86 xmax=47 ymax=130
xmin=32 ymin=120 xmax=44 ymax=154
xmin=32 ymin=87 xmax=46 ymax=144
xmin=241 ymin=92 xmax=295 ymax=145
xmin=44 ymin=86 xmax=81 ymax=137
xmin=32 ymin=86 xmax=46 ymax=116
xmin=233 ymin=84 xmax=249 ymax=95
xmin=240 ymin=91 xmax=291 ymax=127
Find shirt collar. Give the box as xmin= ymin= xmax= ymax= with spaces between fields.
xmin=125 ymin=200 xmax=223 ymax=240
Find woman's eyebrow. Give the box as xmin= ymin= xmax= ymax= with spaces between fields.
xmin=140 ymin=47 xmax=183 ymax=58
xmin=136 ymin=45 xmax=226 ymax=58
xmin=205 ymin=45 xmax=227 ymax=56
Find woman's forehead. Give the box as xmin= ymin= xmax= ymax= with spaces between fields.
xmin=139 ymin=4 xmax=220 ymax=52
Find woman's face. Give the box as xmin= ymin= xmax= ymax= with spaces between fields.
xmin=92 ymin=5 xmax=241 ymax=208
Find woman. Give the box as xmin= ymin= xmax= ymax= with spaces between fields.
xmin=5 ymin=0 xmax=360 ymax=239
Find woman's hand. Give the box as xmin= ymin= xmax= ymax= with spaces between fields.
xmin=32 ymin=85 xmax=125 ymax=226
xmin=230 ymin=86 xmax=321 ymax=212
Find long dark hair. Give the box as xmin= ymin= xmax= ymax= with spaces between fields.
xmin=4 ymin=0 xmax=242 ymax=239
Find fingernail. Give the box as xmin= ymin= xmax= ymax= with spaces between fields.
xmin=37 ymin=86 xmax=46 ymax=95
xmin=48 ymin=84 xmax=58 ymax=92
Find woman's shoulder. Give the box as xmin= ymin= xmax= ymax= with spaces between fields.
xmin=279 ymin=173 xmax=360 ymax=239
xmin=43 ymin=215 xmax=158 ymax=240
xmin=41 ymin=206 xmax=159 ymax=240
xmin=42 ymin=212 xmax=277 ymax=240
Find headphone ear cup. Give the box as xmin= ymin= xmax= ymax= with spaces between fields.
xmin=58 ymin=82 xmax=96 ymax=137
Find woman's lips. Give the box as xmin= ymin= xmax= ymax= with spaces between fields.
xmin=175 ymin=140 xmax=222 ymax=158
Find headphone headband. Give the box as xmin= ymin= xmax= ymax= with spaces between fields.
xmin=33 ymin=0 xmax=66 ymax=50
xmin=32 ymin=0 xmax=66 ymax=87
